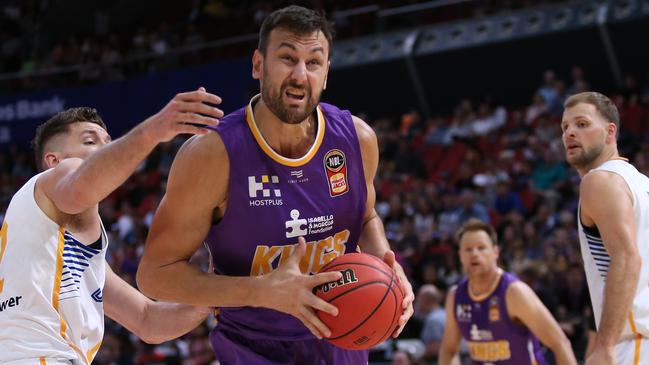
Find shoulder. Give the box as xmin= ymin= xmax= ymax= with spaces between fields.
xmin=176 ymin=130 xmax=227 ymax=163
xmin=580 ymin=169 xmax=631 ymax=206
xmin=169 ymin=131 xmax=229 ymax=185
xmin=505 ymin=280 xmax=534 ymax=306
xmin=581 ymin=169 xmax=627 ymax=193
xmin=166 ymin=131 xmax=228 ymax=205
xmin=445 ymin=285 xmax=458 ymax=306
xmin=352 ymin=115 xmax=377 ymax=147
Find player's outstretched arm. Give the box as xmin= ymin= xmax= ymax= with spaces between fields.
xmin=103 ymin=265 xmax=212 ymax=344
xmin=506 ymin=281 xmax=577 ymax=365
xmin=136 ymin=133 xmax=342 ymax=339
xmin=352 ymin=115 xmax=414 ymax=337
xmin=39 ymin=88 xmax=223 ymax=215
xmin=580 ymin=170 xmax=640 ymax=365
xmin=438 ymin=287 xmax=462 ymax=365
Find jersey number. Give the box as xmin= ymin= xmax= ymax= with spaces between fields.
xmin=0 ymin=222 xmax=7 ymax=294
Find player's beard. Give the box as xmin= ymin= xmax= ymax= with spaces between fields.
xmin=261 ymin=72 xmax=321 ymax=125
xmin=567 ymin=143 xmax=604 ymax=170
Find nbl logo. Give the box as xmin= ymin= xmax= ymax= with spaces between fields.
xmin=323 ymin=149 xmax=349 ymax=197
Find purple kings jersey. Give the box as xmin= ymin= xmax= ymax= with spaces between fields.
xmin=455 ymin=271 xmax=547 ymax=365
xmin=205 ymin=95 xmax=368 ymax=341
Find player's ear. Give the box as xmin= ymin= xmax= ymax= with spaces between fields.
xmin=607 ymin=121 xmax=617 ymax=142
xmin=323 ymin=61 xmax=330 ymax=90
xmin=252 ymin=49 xmax=263 ymax=80
xmin=43 ymin=152 xmax=59 ymax=169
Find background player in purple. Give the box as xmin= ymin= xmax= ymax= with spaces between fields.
xmin=439 ymin=219 xmax=577 ymax=365
xmin=136 ymin=5 xmax=414 ymax=365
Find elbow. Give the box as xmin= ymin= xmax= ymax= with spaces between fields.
xmin=136 ymin=264 xmax=161 ymax=300
xmin=139 ymin=334 xmax=167 ymax=345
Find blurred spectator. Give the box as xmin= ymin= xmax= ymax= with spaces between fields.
xmin=418 ymin=284 xmax=446 ymax=362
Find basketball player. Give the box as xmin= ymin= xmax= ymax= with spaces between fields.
xmin=136 ymin=5 xmax=414 ymax=365
xmin=439 ymin=219 xmax=577 ymax=365
xmin=0 ymin=88 xmax=222 ymax=365
xmin=562 ymin=91 xmax=649 ymax=365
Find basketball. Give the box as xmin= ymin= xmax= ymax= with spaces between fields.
xmin=314 ymin=253 xmax=404 ymax=350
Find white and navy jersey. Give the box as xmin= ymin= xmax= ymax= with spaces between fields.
xmin=578 ymin=159 xmax=649 ymax=338
xmin=0 ymin=173 xmax=107 ymax=365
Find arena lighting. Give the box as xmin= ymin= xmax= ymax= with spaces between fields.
xmin=331 ymin=0 xmax=649 ymax=68
xmin=549 ymin=8 xmax=573 ymax=30
xmin=447 ymin=25 xmax=467 ymax=45
xmin=331 ymin=30 xmax=415 ymax=68
xmin=523 ymin=11 xmax=545 ymax=33
xmin=420 ymin=30 xmax=438 ymax=49
xmin=613 ymin=0 xmax=634 ymax=19
xmin=579 ymin=4 xmax=598 ymax=25
xmin=471 ymin=21 xmax=493 ymax=42
xmin=497 ymin=17 xmax=518 ymax=39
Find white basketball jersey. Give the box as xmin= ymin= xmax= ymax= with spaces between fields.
xmin=578 ymin=159 xmax=649 ymax=338
xmin=0 ymin=173 xmax=107 ymax=364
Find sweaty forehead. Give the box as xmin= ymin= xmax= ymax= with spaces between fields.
xmin=268 ymin=28 xmax=329 ymax=54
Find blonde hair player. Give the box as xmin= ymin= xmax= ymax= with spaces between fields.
xmin=0 ymin=88 xmax=221 ymax=365
xmin=562 ymin=91 xmax=649 ymax=365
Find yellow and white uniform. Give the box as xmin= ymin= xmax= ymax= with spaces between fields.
xmin=0 ymin=173 xmax=106 ymax=365
xmin=578 ymin=159 xmax=649 ymax=364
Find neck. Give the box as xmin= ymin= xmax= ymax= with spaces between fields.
xmin=252 ymin=96 xmax=316 ymax=159
xmin=469 ymin=267 xmax=502 ymax=299
xmin=577 ymin=147 xmax=621 ymax=177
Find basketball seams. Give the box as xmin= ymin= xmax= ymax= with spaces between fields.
xmin=324 ymin=280 xmax=389 ymax=303
xmin=316 ymin=253 xmax=406 ymax=350
xmin=319 ymin=253 xmax=389 ymax=273
xmin=373 ymin=283 xmax=401 ymax=346
xmin=320 ymin=261 xmax=393 ymax=281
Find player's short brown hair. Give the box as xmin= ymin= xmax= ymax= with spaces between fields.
xmin=564 ymin=91 xmax=619 ymax=138
xmin=455 ymin=218 xmax=498 ymax=246
xmin=258 ymin=5 xmax=335 ymax=59
xmin=32 ymin=107 xmax=107 ymax=171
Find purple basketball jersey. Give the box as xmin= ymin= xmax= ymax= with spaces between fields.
xmin=206 ymin=96 xmax=368 ymax=342
xmin=455 ymin=271 xmax=547 ymax=365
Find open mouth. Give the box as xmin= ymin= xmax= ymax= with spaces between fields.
xmin=285 ymin=90 xmax=305 ymax=101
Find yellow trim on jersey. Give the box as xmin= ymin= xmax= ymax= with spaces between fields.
xmin=468 ymin=268 xmax=504 ymax=302
xmin=629 ymin=311 xmax=642 ymax=365
xmin=87 ymin=340 xmax=103 ymax=363
xmin=0 ymin=222 xmax=8 ymax=294
xmin=52 ymin=228 xmax=65 ymax=333
xmin=53 ymin=228 xmax=90 ymax=365
xmin=245 ymin=94 xmax=326 ymax=167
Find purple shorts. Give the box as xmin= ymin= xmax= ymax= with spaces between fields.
xmin=210 ymin=328 xmax=369 ymax=365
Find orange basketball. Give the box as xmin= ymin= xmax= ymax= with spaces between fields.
xmin=314 ymin=253 xmax=404 ymax=350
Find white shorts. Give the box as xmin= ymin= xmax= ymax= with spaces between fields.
xmin=616 ymin=335 xmax=649 ymax=365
